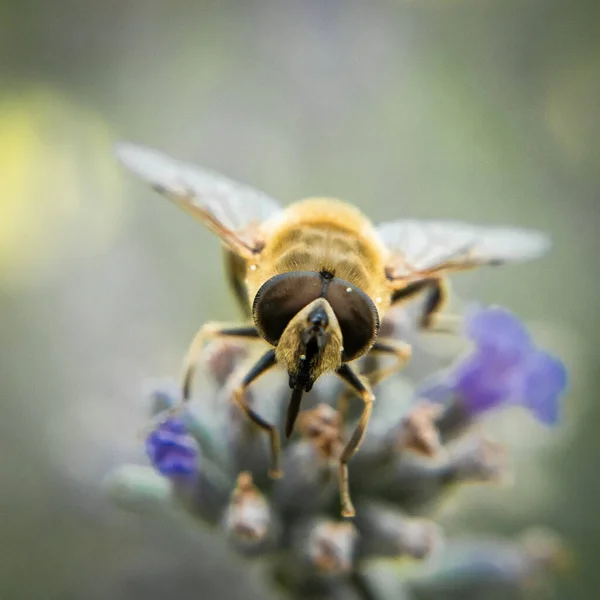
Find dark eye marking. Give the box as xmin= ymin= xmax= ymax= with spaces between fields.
xmin=324 ymin=278 xmax=379 ymax=361
xmin=252 ymin=271 xmax=379 ymax=360
xmin=253 ymin=272 xmax=323 ymax=344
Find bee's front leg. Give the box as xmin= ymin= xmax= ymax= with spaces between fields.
xmin=231 ymin=349 xmax=282 ymax=479
xmin=335 ymin=364 xmax=376 ymax=518
xmin=336 ymin=338 xmax=411 ymax=431
xmin=143 ymin=323 xmax=262 ymax=437
xmin=181 ymin=322 xmax=261 ymax=402
xmin=362 ymin=338 xmax=412 ymax=387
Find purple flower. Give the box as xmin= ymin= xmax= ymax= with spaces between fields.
xmin=145 ymin=418 xmax=199 ymax=477
xmin=418 ymin=306 xmax=568 ymax=425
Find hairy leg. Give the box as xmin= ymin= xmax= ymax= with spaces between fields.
xmin=336 ymin=364 xmax=375 ymax=518
xmin=391 ymin=278 xmax=460 ymax=333
xmin=181 ymin=322 xmax=261 ymax=402
xmin=230 ymin=349 xmax=282 ymax=478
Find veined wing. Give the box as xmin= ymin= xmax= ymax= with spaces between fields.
xmin=377 ymin=219 xmax=551 ymax=282
xmin=115 ymin=142 xmax=283 ymax=257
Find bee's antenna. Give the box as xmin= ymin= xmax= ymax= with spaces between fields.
xmin=285 ymin=387 xmax=304 ymax=438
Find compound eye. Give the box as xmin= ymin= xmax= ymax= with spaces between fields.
xmin=325 ymin=279 xmax=379 ymax=361
xmin=253 ymin=272 xmax=322 ymax=345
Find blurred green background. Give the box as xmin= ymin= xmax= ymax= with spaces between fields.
xmin=0 ymin=0 xmax=598 ymax=598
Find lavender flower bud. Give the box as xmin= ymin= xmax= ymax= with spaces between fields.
xmin=145 ymin=418 xmax=199 ymax=477
xmin=365 ymin=434 xmax=505 ymax=513
xmin=395 ymin=401 xmax=444 ymax=457
xmin=441 ymin=435 xmax=507 ymax=486
xmin=434 ymin=394 xmax=472 ymax=443
xmin=272 ymin=404 xmax=341 ymax=519
xmin=275 ymin=518 xmax=357 ymax=595
xmin=351 ymin=400 xmax=442 ymax=486
xmin=146 ymin=380 xmax=227 ymax=464
xmin=105 ymin=464 xmax=172 ymax=512
xmin=303 ymin=520 xmax=358 ymax=575
xmin=295 ymin=403 xmax=342 ymax=458
xmin=224 ymin=472 xmax=274 ymax=555
xmin=355 ymin=502 xmax=442 ymax=560
xmin=271 ymin=440 xmax=338 ymax=521
xmin=519 ymin=527 xmax=571 ymax=576
xmin=203 ymin=338 xmax=249 ymax=388
xmin=173 ymin=458 xmax=232 ymax=525
xmin=407 ymin=529 xmax=568 ymax=600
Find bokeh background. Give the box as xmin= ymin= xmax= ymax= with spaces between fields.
xmin=0 ymin=0 xmax=598 ymax=598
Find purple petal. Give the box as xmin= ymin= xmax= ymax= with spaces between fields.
xmin=419 ymin=304 xmax=569 ymax=428
xmin=518 ymin=351 xmax=568 ymax=426
xmin=158 ymin=453 xmax=198 ymax=475
xmin=145 ymin=418 xmax=199 ymax=477
xmin=454 ymin=352 xmax=516 ymax=415
xmin=465 ymin=306 xmax=533 ymax=358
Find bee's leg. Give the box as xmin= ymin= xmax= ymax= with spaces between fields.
xmin=391 ymin=278 xmax=459 ymax=334
xmin=181 ymin=322 xmax=260 ymax=403
xmin=231 ymin=349 xmax=282 ymax=478
xmin=390 ymin=279 xmax=432 ymax=306
xmin=417 ymin=278 xmax=461 ymax=333
xmin=335 ymin=364 xmax=375 ymax=518
xmin=336 ymin=392 xmax=351 ymax=436
xmin=141 ymin=323 xmax=262 ymax=438
xmin=336 ymin=338 xmax=411 ymax=433
xmin=223 ymin=250 xmax=251 ymax=319
xmin=362 ymin=338 xmax=412 ymax=387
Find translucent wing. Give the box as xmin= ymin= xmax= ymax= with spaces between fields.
xmin=115 ymin=142 xmax=283 ymax=257
xmin=377 ymin=219 xmax=551 ymax=282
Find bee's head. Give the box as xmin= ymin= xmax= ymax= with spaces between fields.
xmin=274 ymin=298 xmax=343 ymax=392
xmin=252 ymin=270 xmax=380 ymax=392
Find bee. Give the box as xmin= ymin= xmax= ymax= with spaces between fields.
xmin=115 ymin=142 xmax=551 ymax=517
